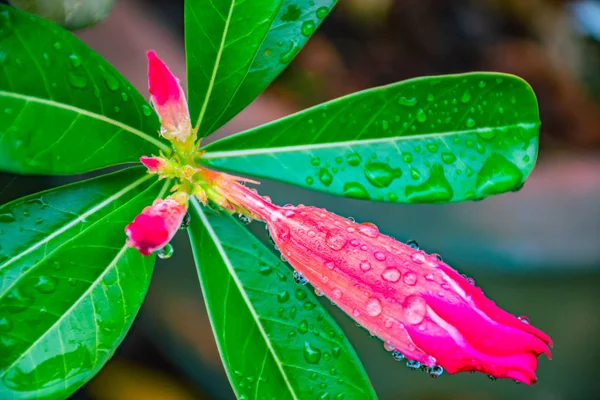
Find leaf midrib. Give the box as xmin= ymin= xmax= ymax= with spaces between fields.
xmin=201 ymin=121 xmax=540 ymax=159
xmin=0 ymin=91 xmax=170 ymax=152
xmin=190 ymin=199 xmax=300 ymax=400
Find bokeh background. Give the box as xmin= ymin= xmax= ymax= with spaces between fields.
xmin=2 ymin=0 xmax=600 ymax=399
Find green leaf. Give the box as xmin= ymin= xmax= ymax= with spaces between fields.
xmin=188 ymin=198 xmax=377 ymax=400
xmin=0 ymin=6 xmax=170 ymax=175
xmin=185 ymin=0 xmax=337 ymax=138
xmin=0 ymin=168 xmax=169 ymax=399
xmin=201 ymin=73 xmax=540 ymax=203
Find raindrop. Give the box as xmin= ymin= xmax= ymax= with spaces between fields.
xmin=466 ymin=118 xmax=476 ymax=128
xmin=305 ymin=176 xmax=314 ymax=185
xmin=398 ymin=96 xmax=417 ymax=107
xmin=402 ymin=271 xmax=417 ymax=286
xmin=67 ymin=71 xmax=87 ymax=89
xmin=374 ymin=252 xmax=386 ymax=261
xmin=303 ymin=342 xmax=322 ymax=364
xmin=406 ymin=360 xmax=421 ymax=369
xmin=428 ymin=365 xmax=444 ymax=378
xmin=316 ymin=7 xmax=329 ymax=18
xmin=475 ymin=153 xmax=523 ymax=196
xmin=293 ymin=271 xmax=308 ymax=285
xmin=416 ymin=109 xmax=427 ymax=123
xmin=358 ymin=222 xmax=379 ymax=238
xmin=518 ymin=316 xmax=530 ymax=324
xmin=142 ymin=104 xmax=153 ymax=116
xmin=403 ymin=295 xmax=427 ymax=324
xmin=365 ymin=297 xmax=382 ymax=317
xmin=69 ymin=54 xmax=82 ymax=69
xmin=301 ymin=20 xmax=316 ymax=36
xmin=259 ymin=265 xmax=272 ymax=275
xmin=406 ymin=164 xmax=453 ymax=202
xmin=441 ymin=152 xmax=456 ymax=164
xmin=325 ymin=230 xmax=346 ymax=250
xmin=364 ymin=162 xmax=402 ymax=188
xmin=236 ymin=214 xmax=250 ymax=225
xmin=121 ymin=92 xmax=129 ymax=102
xmin=157 ymin=243 xmax=173 ymax=259
xmin=277 ymin=291 xmax=290 ymax=303
xmin=319 ymin=168 xmax=333 ymax=186
xmin=406 ymin=240 xmax=420 ymax=250
xmin=298 ymin=320 xmax=309 ymax=334
xmin=346 ymin=152 xmax=362 ymax=166
xmin=392 ymin=351 xmax=405 ymax=361
xmin=279 ymin=41 xmax=300 ymax=64
xmin=34 ymin=276 xmax=57 ymax=294
xmin=460 ymin=90 xmax=472 ymax=103
xmin=359 ymin=260 xmax=371 ymax=272
xmin=381 ymin=267 xmax=401 ymax=283
xmin=295 ymin=289 xmax=307 ymax=300
xmin=411 ymin=253 xmax=425 ymax=264
xmin=99 ymin=65 xmax=120 ymax=91
xmin=343 ymin=182 xmax=370 ymax=199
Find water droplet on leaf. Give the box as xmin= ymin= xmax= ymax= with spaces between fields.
xmin=157 ymin=243 xmax=173 ymax=259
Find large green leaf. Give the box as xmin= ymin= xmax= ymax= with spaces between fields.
xmin=0 ymin=168 xmax=169 ymax=399
xmin=185 ymin=0 xmax=337 ymax=138
xmin=188 ymin=198 xmax=377 ymax=400
xmin=0 ymin=6 xmax=170 ymax=175
xmin=201 ymin=73 xmax=540 ymax=203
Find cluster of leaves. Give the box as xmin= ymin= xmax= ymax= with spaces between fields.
xmin=0 ymin=1 xmax=540 ymax=399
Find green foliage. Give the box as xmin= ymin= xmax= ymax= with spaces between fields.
xmin=185 ymin=0 xmax=337 ymax=137
xmin=0 ymin=168 xmax=167 ymax=399
xmin=0 ymin=5 xmax=169 ymax=175
xmin=188 ymin=199 xmax=377 ymax=399
xmin=201 ymin=73 xmax=539 ymax=203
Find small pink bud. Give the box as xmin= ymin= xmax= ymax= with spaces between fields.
xmin=140 ymin=156 xmax=165 ymax=172
xmin=220 ymin=182 xmax=552 ymax=384
xmin=147 ymin=50 xmax=191 ymax=143
xmin=125 ymin=194 xmax=188 ymax=256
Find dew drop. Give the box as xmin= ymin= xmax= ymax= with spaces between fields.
xmin=69 ymin=53 xmax=81 ymax=68
xmin=476 ymin=153 xmax=523 ymax=196
xmin=301 ymin=20 xmax=316 ymax=36
xmin=374 ymin=251 xmax=386 ymax=261
xmin=298 ymin=320 xmax=309 ymax=334
xmin=34 ymin=276 xmax=57 ymax=294
xmin=416 ymin=109 xmax=427 ymax=123
xmin=332 ymin=288 xmax=342 ymax=299
xmin=358 ymin=222 xmax=379 ymax=238
xmin=279 ymin=41 xmax=300 ymax=64
xmin=406 ymin=164 xmax=453 ymax=203
xmin=346 ymin=152 xmax=362 ymax=166
xmin=295 ymin=288 xmax=307 ymax=300
xmin=237 ymin=214 xmax=250 ymax=225
xmin=406 ymin=239 xmax=420 ymax=250
xmin=399 ymin=96 xmax=417 ymax=107
xmin=67 ymin=71 xmax=87 ymax=89
xmin=294 ymin=271 xmax=308 ymax=285
xmin=364 ymin=162 xmax=402 ymax=188
xmin=316 ymin=6 xmax=329 ymax=18
xmin=157 ymin=243 xmax=173 ymax=259
xmin=365 ymin=297 xmax=382 ymax=317
xmin=402 ymin=271 xmax=417 ymax=286
xmin=99 ymin=65 xmax=120 ymax=91
xmin=441 ymin=152 xmax=456 ymax=164
xmin=406 ymin=360 xmax=421 ymax=369
xmin=411 ymin=253 xmax=425 ymax=264
xmin=142 ymin=104 xmax=153 ymax=116
xmin=277 ymin=291 xmax=290 ymax=303
xmin=319 ymin=168 xmax=333 ymax=186
xmin=381 ymin=267 xmax=401 ymax=283
xmin=303 ymin=342 xmax=322 ymax=364
xmin=305 ymin=176 xmax=314 ymax=185
xmin=359 ymin=260 xmax=372 ymax=272
xmin=325 ymin=229 xmax=346 ymax=250
xmin=460 ymin=90 xmax=472 ymax=103
xmin=518 ymin=316 xmax=530 ymax=324
xmin=403 ymin=295 xmax=427 ymax=324
xmin=428 ymin=365 xmax=444 ymax=378
xmin=392 ymin=350 xmax=405 ymax=361
xmin=466 ymin=118 xmax=476 ymax=128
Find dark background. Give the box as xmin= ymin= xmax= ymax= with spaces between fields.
xmin=2 ymin=0 xmax=600 ymax=399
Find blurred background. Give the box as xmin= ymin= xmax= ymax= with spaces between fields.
xmin=1 ymin=0 xmax=600 ymax=399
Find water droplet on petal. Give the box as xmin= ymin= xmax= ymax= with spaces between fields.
xmin=406 ymin=360 xmax=421 ymax=369
xmin=411 ymin=253 xmax=425 ymax=264
xmin=428 ymin=365 xmax=444 ymax=378
xmin=374 ymin=252 xmax=386 ymax=261
xmin=406 ymin=240 xmax=420 ymax=250
xmin=358 ymin=222 xmax=379 ymax=238
xmin=518 ymin=315 xmax=530 ymax=324
xmin=392 ymin=350 xmax=405 ymax=361
xmin=325 ymin=229 xmax=346 ymax=250
xmin=294 ymin=271 xmax=308 ymax=285
xmin=382 ymin=267 xmax=401 ymax=282
xmin=365 ymin=297 xmax=382 ymax=317
xmin=403 ymin=295 xmax=427 ymax=324
xmin=402 ymin=271 xmax=417 ymax=286
xmin=359 ymin=260 xmax=371 ymax=271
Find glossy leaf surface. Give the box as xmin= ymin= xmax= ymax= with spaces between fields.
xmin=188 ymin=199 xmax=377 ymax=400
xmin=0 ymin=168 xmax=168 ymax=399
xmin=201 ymin=73 xmax=540 ymax=203
xmin=185 ymin=0 xmax=337 ymax=137
xmin=0 ymin=6 xmax=170 ymax=175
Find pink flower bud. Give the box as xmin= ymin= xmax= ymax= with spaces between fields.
xmin=125 ymin=194 xmax=188 ymax=256
xmin=262 ymin=205 xmax=552 ymax=383
xmin=221 ymin=183 xmax=552 ymax=384
xmin=140 ymin=156 xmax=165 ymax=172
xmin=147 ymin=50 xmax=191 ymax=142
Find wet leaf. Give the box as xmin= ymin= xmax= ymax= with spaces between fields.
xmin=185 ymin=0 xmax=337 ymax=138
xmin=187 ymin=198 xmax=377 ymax=399
xmin=201 ymin=73 xmax=540 ymax=203
xmin=0 ymin=6 xmax=170 ymax=175
xmin=0 ymin=168 xmax=168 ymax=399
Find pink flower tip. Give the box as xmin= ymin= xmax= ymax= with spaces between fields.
xmin=147 ymin=50 xmax=181 ymax=106
xmin=125 ymin=196 xmax=188 ymax=256
xmin=140 ymin=156 xmax=164 ymax=172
